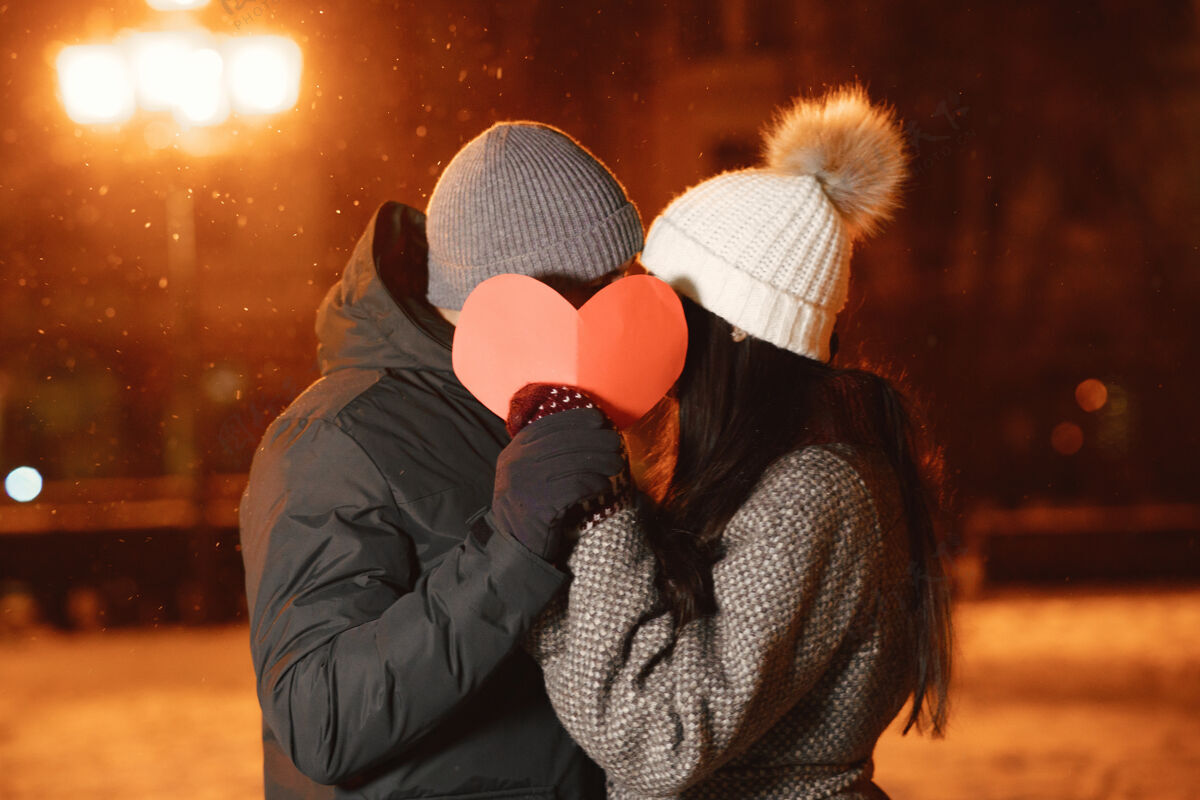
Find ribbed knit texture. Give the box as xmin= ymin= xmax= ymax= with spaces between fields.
xmin=526 ymin=445 xmax=916 ymax=800
xmin=641 ymin=170 xmax=850 ymax=361
xmin=425 ymin=122 xmax=644 ymax=310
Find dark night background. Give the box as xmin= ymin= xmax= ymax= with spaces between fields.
xmin=1 ymin=0 xmax=1198 ymax=620
xmin=2 ymin=3 xmax=1200 ymax=798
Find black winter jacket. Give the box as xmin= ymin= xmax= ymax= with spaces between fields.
xmin=239 ymin=202 xmax=605 ymax=800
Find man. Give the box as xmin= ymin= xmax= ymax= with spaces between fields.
xmin=239 ymin=122 xmax=642 ymax=799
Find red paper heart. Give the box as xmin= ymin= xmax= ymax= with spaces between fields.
xmin=452 ymin=274 xmax=688 ymax=429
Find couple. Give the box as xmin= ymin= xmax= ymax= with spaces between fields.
xmin=239 ymin=86 xmax=952 ymax=800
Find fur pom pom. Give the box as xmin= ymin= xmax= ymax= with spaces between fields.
xmin=763 ymin=86 xmax=908 ymax=238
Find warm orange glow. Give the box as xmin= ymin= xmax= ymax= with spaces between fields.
xmin=62 ymin=30 xmax=301 ymax=130
xmin=1051 ymin=421 xmax=1084 ymax=455
xmin=125 ymin=31 xmax=205 ymax=112
xmin=173 ymin=46 xmax=230 ymax=126
xmin=145 ymin=0 xmax=210 ymax=8
xmin=225 ymin=36 xmax=303 ymax=115
xmin=56 ymin=45 xmax=137 ymax=124
xmin=1075 ymin=378 xmax=1108 ymax=412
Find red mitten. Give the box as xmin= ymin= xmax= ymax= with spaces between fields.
xmin=507 ymin=383 xmax=605 ymax=436
xmin=506 ymin=384 xmax=630 ymax=533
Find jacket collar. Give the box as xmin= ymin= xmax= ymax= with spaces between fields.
xmin=316 ymin=202 xmax=455 ymax=375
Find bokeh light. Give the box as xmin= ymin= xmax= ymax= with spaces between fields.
xmin=203 ymin=365 xmax=245 ymax=403
xmin=145 ymin=0 xmax=210 ymax=8
xmin=125 ymin=31 xmax=203 ymax=112
xmin=1075 ymin=378 xmax=1108 ymax=412
xmin=1050 ymin=421 xmax=1084 ymax=455
xmin=225 ymin=36 xmax=303 ymax=115
xmin=63 ymin=31 xmax=300 ymax=130
xmin=5 ymin=467 xmax=44 ymax=503
xmin=173 ymin=47 xmax=230 ymax=127
xmin=56 ymin=45 xmax=136 ymax=124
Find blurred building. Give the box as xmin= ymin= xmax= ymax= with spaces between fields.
xmin=1 ymin=0 xmax=1197 ymax=498
xmin=1 ymin=1 xmax=1198 ymax=624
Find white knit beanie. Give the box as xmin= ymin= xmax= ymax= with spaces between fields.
xmin=641 ymin=86 xmax=908 ymax=361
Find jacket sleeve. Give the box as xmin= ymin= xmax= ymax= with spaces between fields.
xmin=526 ymin=447 xmax=883 ymax=796
xmin=240 ymin=414 xmax=567 ymax=786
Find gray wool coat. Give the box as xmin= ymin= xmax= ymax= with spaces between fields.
xmin=526 ymin=444 xmax=917 ymax=800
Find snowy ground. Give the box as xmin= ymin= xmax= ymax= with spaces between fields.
xmin=2 ymin=586 xmax=1198 ymax=799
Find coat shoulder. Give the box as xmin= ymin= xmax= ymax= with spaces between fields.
xmin=249 ymin=369 xmax=386 ymax=466
xmin=757 ymin=444 xmax=876 ymax=508
xmin=722 ymin=444 xmax=890 ymax=552
xmin=277 ymin=368 xmax=387 ymax=427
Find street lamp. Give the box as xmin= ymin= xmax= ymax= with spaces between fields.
xmin=146 ymin=0 xmax=211 ymax=9
xmin=56 ymin=31 xmax=302 ymax=128
xmin=225 ymin=36 xmax=303 ymax=115
xmin=56 ymin=26 xmax=302 ymax=473
xmin=53 ymin=13 xmax=302 ymax=621
xmin=55 ymin=45 xmax=137 ymax=125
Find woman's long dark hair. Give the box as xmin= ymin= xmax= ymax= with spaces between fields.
xmin=640 ymin=295 xmax=952 ymax=736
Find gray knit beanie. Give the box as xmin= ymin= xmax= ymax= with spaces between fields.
xmin=425 ymin=122 xmax=643 ymax=310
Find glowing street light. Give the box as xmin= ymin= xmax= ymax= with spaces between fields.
xmin=54 ymin=23 xmax=303 ymax=480
xmin=49 ymin=0 xmax=300 ymax=602
xmin=125 ymin=30 xmax=204 ymax=112
xmin=55 ymin=45 xmax=137 ymax=125
xmin=55 ymin=19 xmax=302 ymax=478
xmin=57 ymin=32 xmax=302 ymax=128
xmin=145 ymin=0 xmax=210 ymax=9
xmin=175 ymin=46 xmax=230 ymax=126
xmin=226 ymin=36 xmax=303 ymax=115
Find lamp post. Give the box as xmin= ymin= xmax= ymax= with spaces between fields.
xmin=55 ymin=7 xmax=301 ymax=620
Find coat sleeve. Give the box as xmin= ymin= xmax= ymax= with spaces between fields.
xmin=240 ymin=414 xmax=567 ymax=786
xmin=526 ymin=448 xmax=883 ymax=796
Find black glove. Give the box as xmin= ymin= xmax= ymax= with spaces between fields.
xmin=492 ymin=404 xmax=626 ymax=563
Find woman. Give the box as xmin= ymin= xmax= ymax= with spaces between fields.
xmin=489 ymin=86 xmax=953 ymax=799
